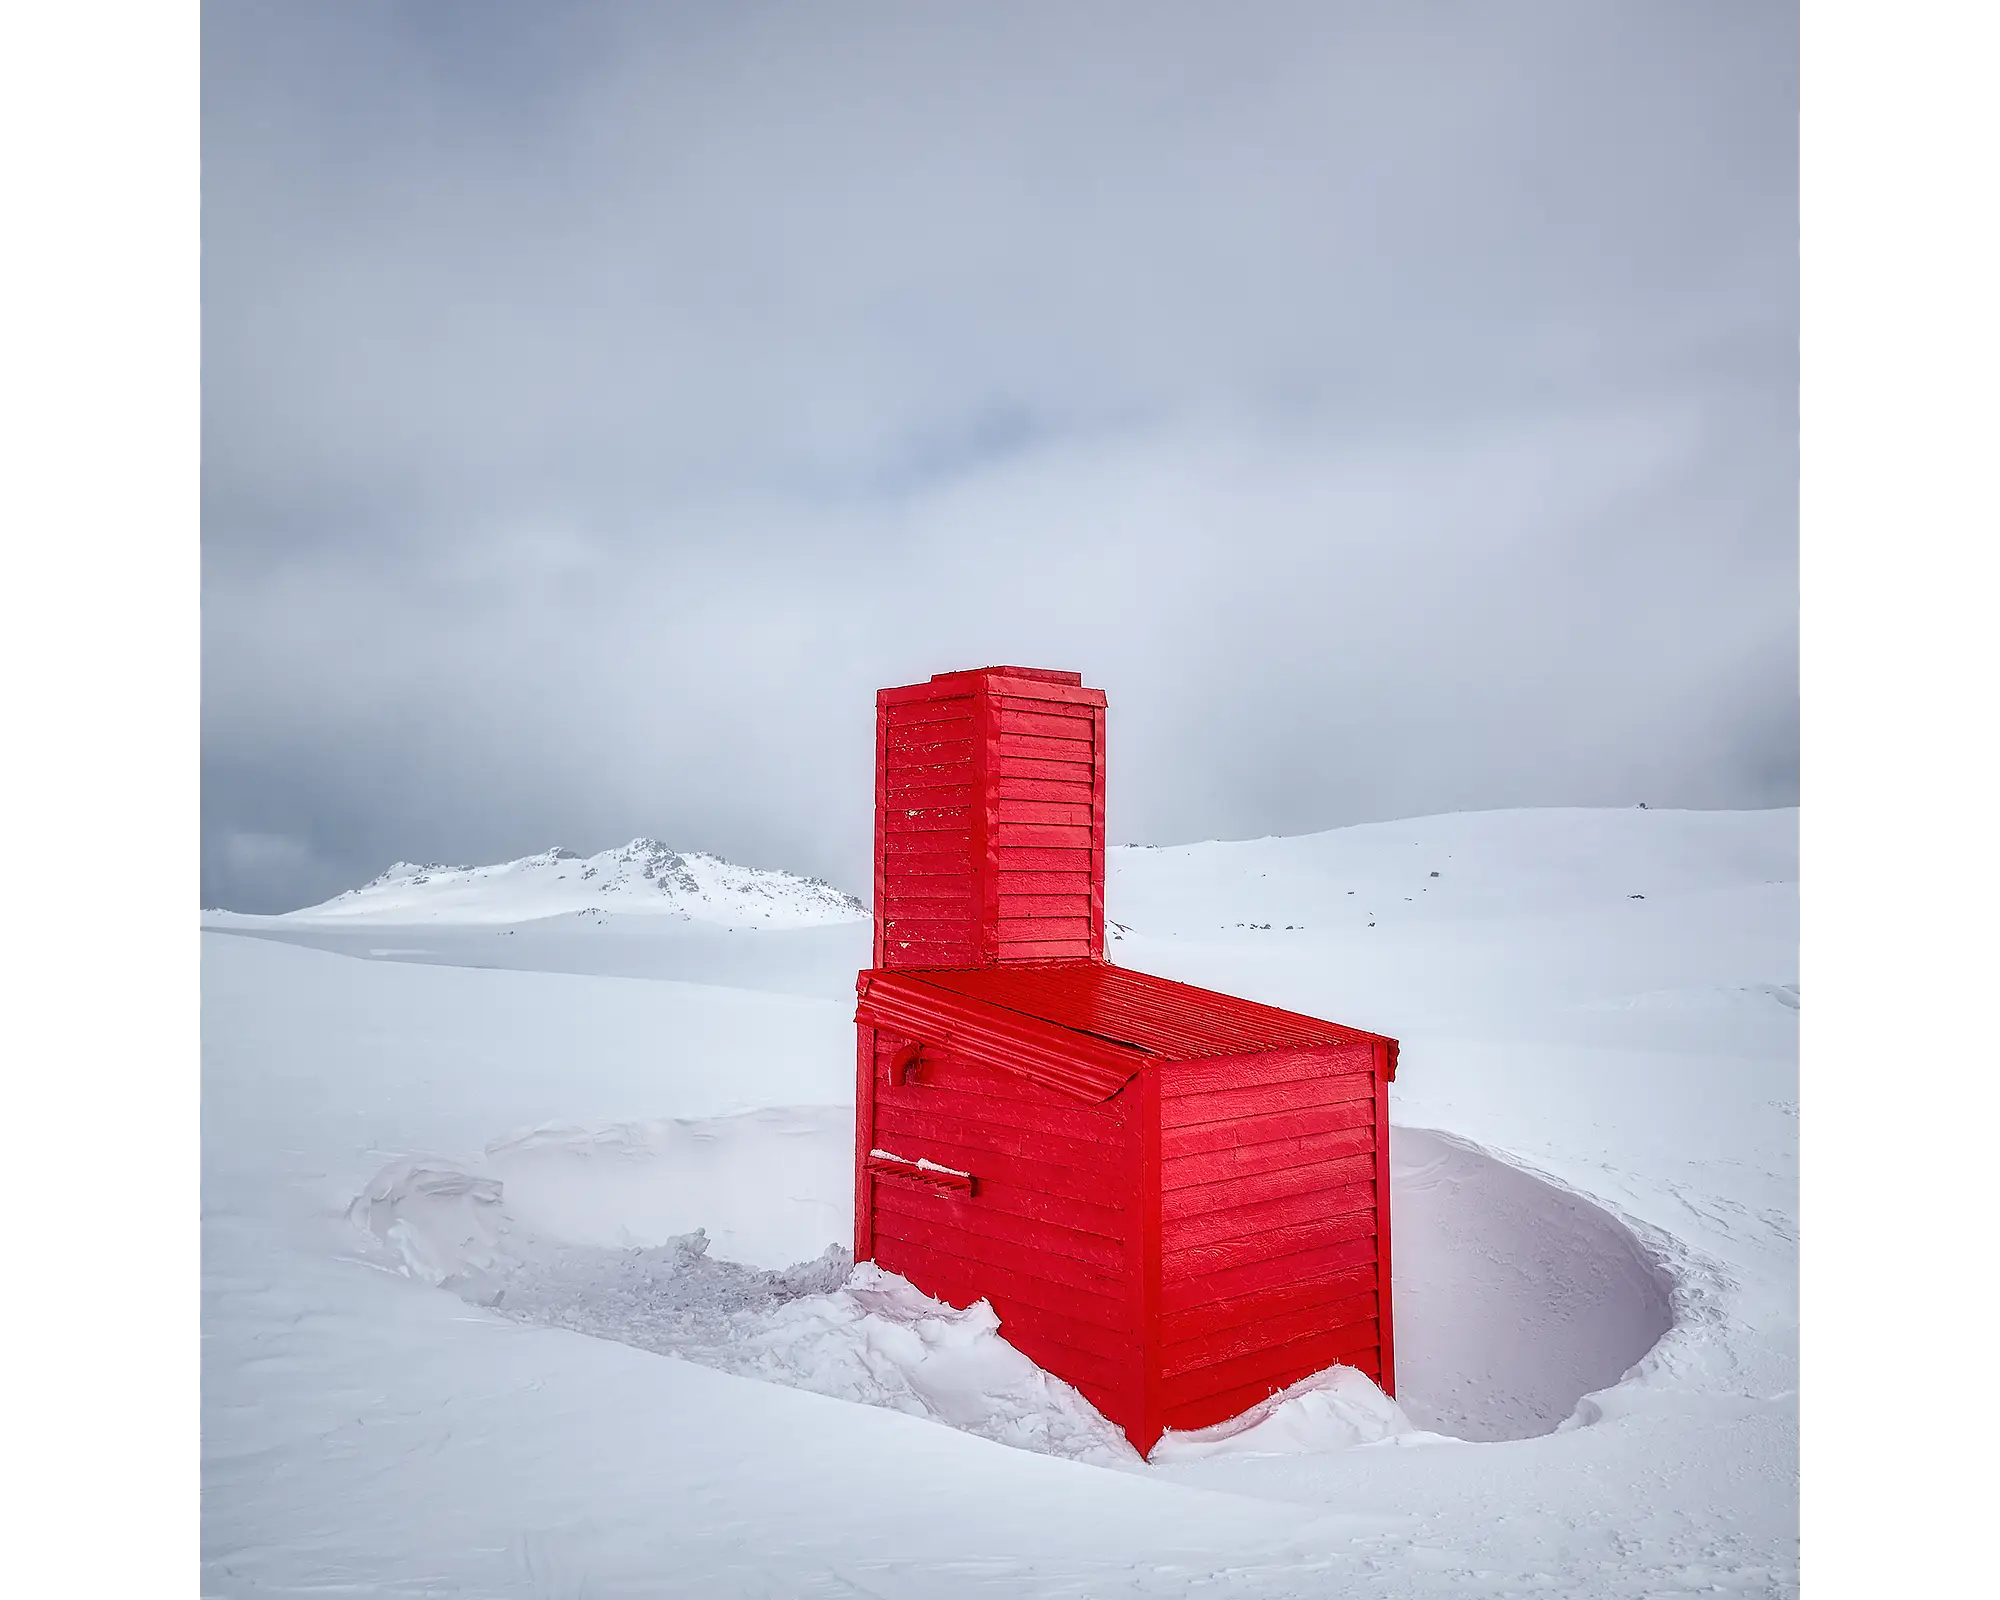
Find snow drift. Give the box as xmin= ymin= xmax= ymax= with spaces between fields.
xmin=348 ymin=1145 xmax=1140 ymax=1463
xmin=345 ymin=1107 xmax=1673 ymax=1456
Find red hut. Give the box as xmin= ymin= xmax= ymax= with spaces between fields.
xmin=853 ymin=666 xmax=1398 ymax=1457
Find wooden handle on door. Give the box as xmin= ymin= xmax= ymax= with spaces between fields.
xmin=865 ymin=1152 xmax=976 ymax=1197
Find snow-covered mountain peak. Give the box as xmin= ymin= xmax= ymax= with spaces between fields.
xmin=363 ymin=861 xmax=470 ymax=888
xmin=286 ymin=840 xmax=867 ymax=928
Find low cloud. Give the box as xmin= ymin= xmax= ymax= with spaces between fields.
xmin=202 ymin=1 xmax=1797 ymax=911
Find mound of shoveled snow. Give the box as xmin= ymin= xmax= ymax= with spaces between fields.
xmin=348 ymin=1153 xmax=1137 ymax=1463
xmin=282 ymin=839 xmax=866 ymax=927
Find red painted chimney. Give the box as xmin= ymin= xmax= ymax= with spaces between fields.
xmin=872 ymin=666 xmax=1107 ymax=969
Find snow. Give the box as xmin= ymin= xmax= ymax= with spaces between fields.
xmin=203 ymin=806 xmax=1797 ymax=1596
xmin=209 ymin=837 xmax=868 ymax=928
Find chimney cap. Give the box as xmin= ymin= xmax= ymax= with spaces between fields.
xmin=929 ymin=665 xmax=1082 ymax=686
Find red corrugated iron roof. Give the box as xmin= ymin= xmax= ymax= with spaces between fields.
xmin=854 ymin=960 xmax=1396 ymax=1103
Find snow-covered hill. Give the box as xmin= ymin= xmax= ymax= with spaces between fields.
xmin=274 ymin=839 xmax=866 ymax=928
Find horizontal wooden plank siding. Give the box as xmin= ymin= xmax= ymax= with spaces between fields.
xmin=885 ymin=716 xmax=973 ymax=749
xmin=885 ymin=779 xmax=977 ymax=806
xmin=1161 ymin=1045 xmax=1375 ymax=1098
xmin=881 ymin=807 xmax=974 ymax=834
xmin=878 ymin=939 xmax=980 ymax=966
xmin=882 ymin=833 xmax=974 ymax=860
xmin=975 ymin=678 xmax=1103 ymax=708
xmin=1160 ymin=1290 xmax=1378 ymax=1380
xmin=989 ymin=846 xmax=1091 ymax=874
xmin=994 ymin=937 xmax=1092 ymax=960
xmin=997 ymin=893 xmax=1092 ymax=920
xmin=1161 ymin=1179 xmax=1375 ymax=1254
xmin=879 ymin=877 xmax=974 ymax=905
xmin=993 ymin=822 xmax=1094 ymax=850
xmin=1159 ymin=1190 xmax=1374 ymax=1273
xmin=883 ymin=744 xmax=974 ymax=776
xmin=994 ymin=810 xmax=1091 ymax=838
xmin=880 ymin=755 xmax=971 ymax=788
xmin=996 ymin=873 xmax=1092 ymax=900
xmin=1160 ymin=1124 xmax=1375 ymax=1190
xmin=879 ymin=691 xmax=978 ymax=969
xmin=992 ymin=799 xmax=1092 ymax=826
xmin=1159 ymin=1153 xmax=1376 ymax=1222
xmin=863 ymin=1026 xmax=1137 ymax=1411
xmin=1159 ymin=1265 xmax=1379 ymax=1345
xmin=1158 ymin=1341 xmax=1379 ymax=1434
xmin=871 ymin=1120 xmax=1127 ymax=1212
xmin=875 ymin=1228 xmax=1140 ymax=1407
xmin=886 ymin=1062 xmax=1129 ymax=1130
xmin=917 ymin=1177 xmax=1125 ymax=1245
xmin=1160 ymin=1224 xmax=1376 ymax=1312
xmin=995 ymin=708 xmax=1094 ymax=743
xmin=1161 ymin=1236 xmax=1378 ymax=1316
xmin=1159 ymin=1071 xmax=1376 ymax=1129
xmin=879 ymin=867 xmax=974 ymax=896
xmin=993 ymin=692 xmax=1100 ymax=715
xmin=987 ymin=658 xmax=1096 ymax=967
xmin=883 ymin=890 xmax=976 ymax=917
xmin=874 ymin=1188 xmax=1126 ymax=1284
xmin=994 ymin=755 xmax=1095 ymax=784
xmin=997 ymin=732 xmax=1098 ymax=765
xmin=993 ymin=777 xmax=1093 ymax=803
xmin=987 ymin=1310 xmax=1136 ymax=1391
xmin=996 ymin=915 xmax=1091 ymax=944
xmin=872 ymin=1219 xmax=1129 ymax=1323
xmin=1158 ymin=1318 xmax=1380 ymax=1412
xmin=882 ymin=694 xmax=978 ymax=726
xmin=872 ymin=1102 xmax=1115 ymax=1178
xmin=879 ymin=913 xmax=979 ymax=940
xmin=1161 ymin=1096 xmax=1374 ymax=1158
xmin=1138 ymin=1047 xmax=1390 ymax=1452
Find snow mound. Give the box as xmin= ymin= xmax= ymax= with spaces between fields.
xmin=285 ymin=838 xmax=866 ymax=927
xmin=346 ymin=1107 xmax=1677 ymax=1459
xmin=349 ymin=1152 xmax=1136 ymax=1464
xmin=1151 ymin=1367 xmax=1429 ymax=1461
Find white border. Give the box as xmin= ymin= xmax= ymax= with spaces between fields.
xmin=0 ymin=2 xmax=199 ymax=1591
xmin=1805 ymin=3 xmax=1998 ymax=1593
xmin=9 ymin=3 xmax=2000 ymax=1591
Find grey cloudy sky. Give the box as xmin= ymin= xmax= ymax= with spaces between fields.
xmin=202 ymin=0 xmax=1797 ymax=913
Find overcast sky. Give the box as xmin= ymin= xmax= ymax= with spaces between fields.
xmin=201 ymin=0 xmax=1797 ymax=913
